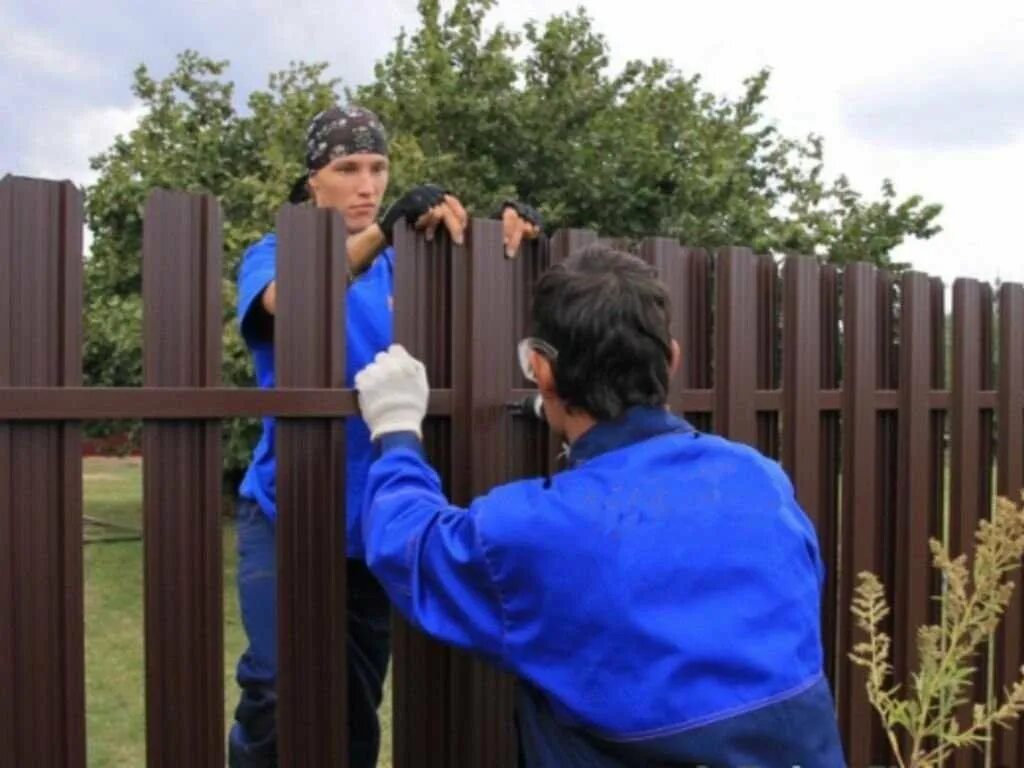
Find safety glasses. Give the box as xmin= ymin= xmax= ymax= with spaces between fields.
xmin=517 ymin=337 xmax=559 ymax=383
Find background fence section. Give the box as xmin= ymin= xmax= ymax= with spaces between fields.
xmin=141 ymin=189 xmax=224 ymax=767
xmin=2 ymin=174 xmax=1024 ymax=767
xmin=1 ymin=176 xmax=86 ymax=768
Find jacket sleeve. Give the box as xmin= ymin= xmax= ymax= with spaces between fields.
xmin=237 ymin=239 xmax=276 ymax=346
xmin=362 ymin=433 xmax=506 ymax=665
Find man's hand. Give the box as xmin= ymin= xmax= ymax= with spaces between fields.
xmin=378 ymin=184 xmax=447 ymax=244
xmin=379 ymin=185 xmax=469 ymax=246
xmin=355 ymin=344 xmax=429 ymax=440
xmin=498 ymin=201 xmax=543 ymax=258
xmin=416 ymin=193 xmax=468 ymax=245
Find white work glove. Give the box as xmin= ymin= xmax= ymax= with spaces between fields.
xmin=355 ymin=344 xmax=429 ymax=440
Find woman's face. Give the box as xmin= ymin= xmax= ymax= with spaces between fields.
xmin=308 ymin=153 xmax=390 ymax=234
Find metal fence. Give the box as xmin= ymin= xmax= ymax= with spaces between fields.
xmin=2 ymin=174 xmax=1022 ymax=767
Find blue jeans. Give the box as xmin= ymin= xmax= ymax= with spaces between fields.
xmin=229 ymin=499 xmax=392 ymax=768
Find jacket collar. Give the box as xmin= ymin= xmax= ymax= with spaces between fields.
xmin=566 ymin=406 xmax=694 ymax=468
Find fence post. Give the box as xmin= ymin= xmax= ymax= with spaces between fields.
xmin=838 ymin=262 xmax=888 ymax=766
xmin=893 ymin=272 xmax=939 ymax=716
xmin=782 ymin=256 xmax=836 ymax=678
xmin=391 ymin=221 xmax=520 ymax=766
xmin=390 ymin=225 xmax=455 ymax=765
xmin=685 ymin=248 xmax=713 ymax=430
xmin=274 ymin=205 xmax=349 ymax=766
xmin=996 ymin=282 xmax=1024 ymax=766
xmin=544 ymin=230 xmax=598 ymax=474
xmin=0 ymin=176 xmax=86 ymax=767
xmin=950 ymin=279 xmax=994 ymax=768
xmin=508 ymin=238 xmax=553 ymax=480
xmin=141 ymin=190 xmax=224 ymax=767
xmin=449 ymin=218 xmax=518 ymax=765
xmin=781 ymin=256 xmax=822 ymax=538
xmin=950 ymin=280 xmax=995 ymax=551
xmin=820 ymin=266 xmax=842 ymax=687
xmin=756 ymin=254 xmax=780 ymax=457
xmin=547 ymin=229 xmax=597 ymax=266
xmin=714 ymin=247 xmax=758 ymax=445
xmin=640 ymin=239 xmax=690 ymax=415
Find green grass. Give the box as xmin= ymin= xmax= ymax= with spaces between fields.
xmin=83 ymin=457 xmax=392 ymax=766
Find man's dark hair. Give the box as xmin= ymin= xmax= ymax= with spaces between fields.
xmin=530 ymin=244 xmax=673 ymax=420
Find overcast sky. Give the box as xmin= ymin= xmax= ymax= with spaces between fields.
xmin=2 ymin=0 xmax=1022 ymax=286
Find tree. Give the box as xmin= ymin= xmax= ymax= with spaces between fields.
xmin=84 ymin=51 xmax=339 ymax=481
xmin=83 ymin=1 xmax=943 ymax=481
xmin=356 ymin=0 xmax=941 ymax=266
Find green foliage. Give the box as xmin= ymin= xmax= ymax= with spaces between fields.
xmin=356 ymin=0 xmax=941 ymax=264
xmin=85 ymin=51 xmax=340 ymax=477
xmin=83 ymin=2 xmax=943 ymax=481
xmin=850 ymin=496 xmax=1024 ymax=768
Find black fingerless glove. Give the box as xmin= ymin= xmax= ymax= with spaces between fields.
xmin=378 ymin=184 xmax=447 ymax=244
xmin=495 ymin=199 xmax=543 ymax=230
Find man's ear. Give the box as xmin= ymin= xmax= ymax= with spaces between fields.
xmin=306 ymin=169 xmax=320 ymax=203
xmin=532 ymin=350 xmax=558 ymax=398
xmin=669 ymin=339 xmax=681 ymax=378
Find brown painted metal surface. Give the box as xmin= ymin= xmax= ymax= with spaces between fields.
xmin=893 ymin=272 xmax=940 ymax=731
xmin=639 ymin=238 xmax=689 ymax=416
xmin=141 ymin=189 xmax=224 ymax=767
xmin=756 ymin=253 xmax=780 ymax=458
xmin=390 ymin=221 xmax=519 ymax=766
xmin=508 ymin=237 xmax=555 ymax=482
xmin=714 ymin=247 xmax=759 ymax=445
xmin=951 ymin=279 xmax=992 ymax=768
xmin=819 ymin=264 xmax=842 ymax=685
xmin=782 ymin=256 xmax=837 ymax=680
xmin=996 ymin=282 xmax=1024 ymax=766
xmin=390 ymin=224 xmax=456 ymax=768
xmin=839 ymin=263 xmax=888 ymax=767
xmin=0 ymin=176 xmax=86 ymax=768
xmin=449 ymin=219 xmax=517 ymax=766
xmin=273 ymin=204 xmax=349 ymax=767
xmin=0 ymin=387 xmax=456 ymax=419
xmin=7 ymin=175 xmax=1024 ymax=766
xmin=544 ymin=229 xmax=598 ymax=474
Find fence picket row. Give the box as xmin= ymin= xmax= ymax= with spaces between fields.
xmin=2 ymin=176 xmax=1023 ymax=766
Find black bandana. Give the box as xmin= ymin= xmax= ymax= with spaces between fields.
xmin=289 ymin=105 xmax=389 ymax=203
xmin=305 ymin=105 xmax=388 ymax=170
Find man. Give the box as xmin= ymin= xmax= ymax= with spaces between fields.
xmin=231 ymin=104 xmax=541 ymax=767
xmin=355 ymin=245 xmax=846 ymax=766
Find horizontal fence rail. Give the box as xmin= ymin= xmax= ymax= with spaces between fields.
xmin=0 ymin=386 xmax=995 ymax=421
xmin=0 ymin=387 xmax=452 ymax=419
xmin=3 ymin=174 xmax=1024 ymax=766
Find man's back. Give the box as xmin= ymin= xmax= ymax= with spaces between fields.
xmin=474 ymin=409 xmax=843 ymax=765
xmin=357 ymin=245 xmax=845 ymax=766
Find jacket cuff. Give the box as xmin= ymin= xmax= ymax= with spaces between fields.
xmin=375 ymin=431 xmax=425 ymax=459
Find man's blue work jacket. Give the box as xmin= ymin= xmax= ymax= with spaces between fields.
xmin=363 ymin=406 xmax=846 ymax=766
xmin=236 ymin=233 xmax=394 ymax=559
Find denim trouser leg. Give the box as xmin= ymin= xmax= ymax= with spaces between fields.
xmin=228 ymin=499 xmax=391 ymax=768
